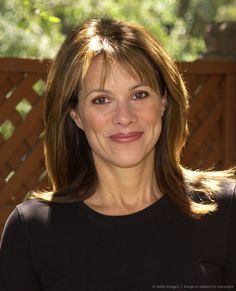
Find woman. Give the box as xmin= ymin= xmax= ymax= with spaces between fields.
xmin=0 ymin=17 xmax=235 ymax=291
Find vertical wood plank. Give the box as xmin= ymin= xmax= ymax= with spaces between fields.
xmin=223 ymin=75 xmax=236 ymax=168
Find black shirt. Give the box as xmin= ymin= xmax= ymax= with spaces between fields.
xmin=0 ymin=183 xmax=235 ymax=291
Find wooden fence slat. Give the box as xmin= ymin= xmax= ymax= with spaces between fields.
xmin=184 ymin=103 xmax=221 ymax=159
xmin=25 ymin=130 xmax=42 ymax=148
xmin=0 ymin=141 xmax=43 ymax=204
xmin=0 ymin=162 xmax=12 ymax=177
xmin=189 ymin=76 xmax=221 ymax=118
xmin=0 ymin=58 xmax=50 ymax=73
xmin=178 ymin=61 xmax=236 ymax=74
xmin=9 ymin=110 xmax=22 ymax=128
xmin=183 ymin=140 xmax=221 ymax=169
xmin=24 ymin=163 xmax=45 ymax=190
xmin=0 ymin=98 xmax=44 ymax=164
xmin=0 ymin=74 xmax=41 ymax=124
xmin=0 ymin=136 xmax=4 ymax=148
xmin=11 ymin=184 xmax=29 ymax=205
xmin=203 ymin=143 xmax=221 ymax=169
xmin=27 ymin=87 xmax=43 ymax=104
xmin=0 ymin=73 xmax=8 ymax=90
xmin=0 ymin=77 xmax=14 ymax=102
xmin=0 ymin=207 xmax=14 ymax=225
xmin=0 ymin=73 xmax=25 ymax=100
xmin=223 ymin=75 xmax=236 ymax=168
xmin=7 ymin=142 xmax=29 ymax=169
xmin=9 ymin=73 xmax=25 ymax=86
xmin=183 ymin=75 xmax=202 ymax=94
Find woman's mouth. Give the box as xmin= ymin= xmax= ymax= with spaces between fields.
xmin=109 ymin=132 xmax=143 ymax=143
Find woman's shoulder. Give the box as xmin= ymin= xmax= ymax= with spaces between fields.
xmin=18 ymin=197 xmax=49 ymax=209
xmin=2 ymin=198 xmax=80 ymax=242
xmin=2 ymin=199 xmax=53 ymax=234
xmin=16 ymin=198 xmax=51 ymax=221
xmin=15 ymin=198 xmax=79 ymax=224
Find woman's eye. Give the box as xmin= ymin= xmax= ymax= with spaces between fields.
xmin=92 ymin=97 xmax=109 ymax=104
xmin=133 ymin=91 xmax=149 ymax=99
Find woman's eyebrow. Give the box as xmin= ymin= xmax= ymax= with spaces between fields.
xmin=85 ymin=89 xmax=111 ymax=98
xmin=129 ymin=83 xmax=149 ymax=90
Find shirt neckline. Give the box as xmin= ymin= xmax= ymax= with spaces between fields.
xmin=78 ymin=194 xmax=168 ymax=225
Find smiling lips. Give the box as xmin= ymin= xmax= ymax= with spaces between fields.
xmin=109 ymin=132 xmax=143 ymax=143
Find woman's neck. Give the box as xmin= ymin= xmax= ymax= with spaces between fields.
xmin=85 ymin=153 xmax=162 ymax=213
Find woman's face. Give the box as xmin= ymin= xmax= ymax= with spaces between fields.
xmin=70 ymin=57 xmax=167 ymax=169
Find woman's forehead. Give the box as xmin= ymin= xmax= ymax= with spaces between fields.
xmin=82 ymin=57 xmax=140 ymax=88
xmin=83 ymin=55 xmax=152 ymax=88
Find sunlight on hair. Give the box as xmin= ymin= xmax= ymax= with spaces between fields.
xmin=88 ymin=36 xmax=114 ymax=53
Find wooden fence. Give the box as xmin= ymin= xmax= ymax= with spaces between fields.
xmin=179 ymin=61 xmax=236 ymax=169
xmin=0 ymin=58 xmax=50 ymax=236
xmin=0 ymin=58 xmax=236 ymax=236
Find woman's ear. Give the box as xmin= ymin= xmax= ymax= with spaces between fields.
xmin=161 ymin=94 xmax=167 ymax=117
xmin=69 ymin=110 xmax=84 ymax=130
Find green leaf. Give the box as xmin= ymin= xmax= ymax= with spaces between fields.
xmin=48 ymin=16 xmax=61 ymax=23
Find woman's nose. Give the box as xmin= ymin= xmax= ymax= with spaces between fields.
xmin=112 ymin=101 xmax=136 ymax=127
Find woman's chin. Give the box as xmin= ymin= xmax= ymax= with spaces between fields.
xmin=106 ymin=153 xmax=151 ymax=169
xmin=92 ymin=146 xmax=156 ymax=169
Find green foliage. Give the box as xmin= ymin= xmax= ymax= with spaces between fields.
xmin=0 ymin=120 xmax=15 ymax=140
xmin=0 ymin=0 xmax=63 ymax=57
xmin=0 ymin=0 xmax=236 ymax=60
xmin=15 ymin=99 xmax=32 ymax=119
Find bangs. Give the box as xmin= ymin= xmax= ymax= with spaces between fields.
xmin=77 ymin=45 xmax=166 ymax=96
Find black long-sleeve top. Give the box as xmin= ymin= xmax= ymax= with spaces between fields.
xmin=0 ymin=183 xmax=235 ymax=291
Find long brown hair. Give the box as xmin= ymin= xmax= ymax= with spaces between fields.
xmin=30 ymin=17 xmax=235 ymax=218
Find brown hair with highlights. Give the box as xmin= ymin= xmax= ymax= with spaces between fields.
xmin=30 ymin=17 xmax=235 ymax=218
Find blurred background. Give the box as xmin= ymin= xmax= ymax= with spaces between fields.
xmin=0 ymin=0 xmax=236 ymax=60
